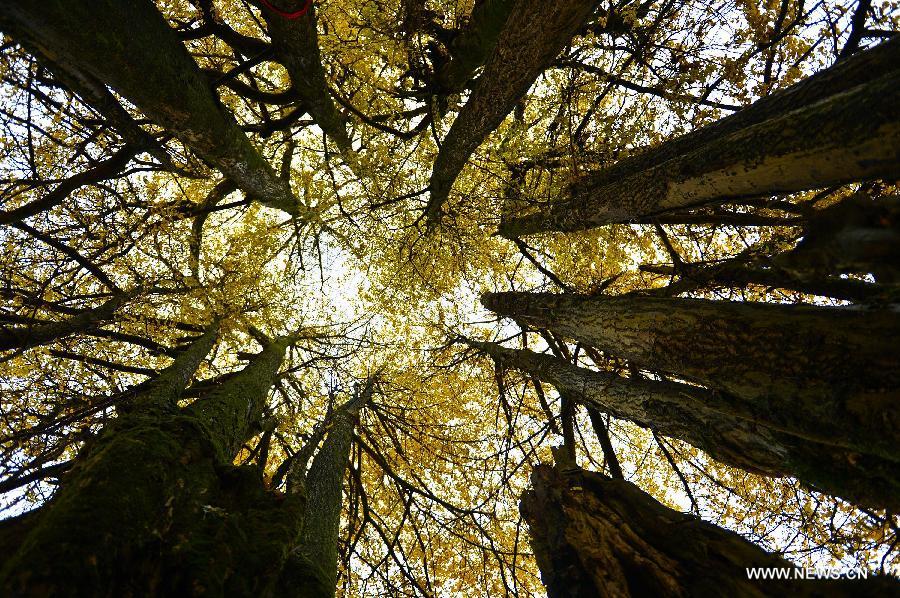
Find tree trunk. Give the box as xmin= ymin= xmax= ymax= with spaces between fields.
xmin=281 ymin=380 xmax=374 ymax=596
xmin=26 ymin=42 xmax=170 ymax=164
xmin=186 ymin=334 xmax=292 ymax=462
xmin=521 ymin=464 xmax=899 ymax=597
xmin=263 ymin=4 xmax=353 ymax=156
xmin=433 ymin=0 xmax=517 ymax=94
xmin=0 ymin=0 xmax=299 ymax=215
xmin=425 ymin=0 xmax=600 ymax=224
xmin=475 ymin=340 xmax=900 ymax=509
xmin=0 ymin=325 xmax=312 ymax=596
xmin=498 ymin=37 xmax=900 ymax=236
xmin=481 ymin=292 xmax=900 ymax=465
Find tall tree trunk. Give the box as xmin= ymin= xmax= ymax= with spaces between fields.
xmin=0 ymin=325 xmax=310 ymax=596
xmin=481 ymin=292 xmax=900 ymax=465
xmin=521 ymin=464 xmax=899 ymax=597
xmin=498 ymin=37 xmax=900 ymax=236
xmin=0 ymin=0 xmax=299 ymax=215
xmin=475 ymin=340 xmax=900 ymax=509
xmin=186 ymin=334 xmax=292 ymax=462
xmin=280 ymin=379 xmax=374 ymax=596
xmin=26 ymin=43 xmax=171 ymax=165
xmin=263 ymin=3 xmax=353 ymax=156
xmin=425 ymin=0 xmax=600 ymax=225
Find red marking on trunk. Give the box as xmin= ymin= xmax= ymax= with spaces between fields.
xmin=259 ymin=0 xmax=314 ymax=20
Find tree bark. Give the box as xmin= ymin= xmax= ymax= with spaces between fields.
xmin=28 ymin=44 xmax=171 ymax=165
xmin=281 ymin=379 xmax=374 ymax=596
xmin=475 ymin=340 xmax=900 ymax=509
xmin=481 ymin=292 xmax=900 ymax=465
xmin=263 ymin=3 xmax=353 ymax=156
xmin=0 ymin=0 xmax=299 ymax=215
xmin=0 ymin=325 xmax=313 ymax=596
xmin=0 ymin=292 xmax=132 ymax=352
xmin=426 ymin=0 xmax=600 ymax=225
xmin=498 ymin=37 xmax=900 ymax=236
xmin=521 ymin=464 xmax=899 ymax=597
xmin=433 ymin=0 xmax=517 ymax=94
xmin=186 ymin=335 xmax=291 ymax=462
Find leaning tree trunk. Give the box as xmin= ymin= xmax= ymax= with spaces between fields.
xmin=0 ymin=327 xmax=315 ymax=596
xmin=521 ymin=464 xmax=899 ymax=597
xmin=481 ymin=292 xmax=900 ymax=465
xmin=425 ymin=0 xmax=600 ymax=224
xmin=263 ymin=3 xmax=353 ymax=157
xmin=474 ymin=340 xmax=900 ymax=510
xmin=498 ymin=37 xmax=900 ymax=236
xmin=0 ymin=291 xmax=134 ymax=352
xmin=0 ymin=0 xmax=299 ymax=215
xmin=277 ymin=380 xmax=374 ymax=596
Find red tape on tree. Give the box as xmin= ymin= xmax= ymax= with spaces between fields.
xmin=259 ymin=0 xmax=314 ymax=20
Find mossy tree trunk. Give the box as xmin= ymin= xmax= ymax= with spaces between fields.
xmin=0 ymin=326 xmax=332 ymax=596
xmin=474 ymin=340 xmax=900 ymax=509
xmin=522 ymin=464 xmax=899 ymax=597
xmin=278 ymin=379 xmax=375 ymax=597
xmin=498 ymin=37 xmax=900 ymax=236
xmin=262 ymin=3 xmax=353 ymax=157
xmin=0 ymin=0 xmax=299 ymax=215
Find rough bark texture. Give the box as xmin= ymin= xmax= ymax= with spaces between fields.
xmin=130 ymin=323 xmax=220 ymax=411
xmin=263 ymin=4 xmax=353 ymax=155
xmin=499 ymin=37 xmax=900 ymax=236
xmin=0 ymin=324 xmax=297 ymax=595
xmin=0 ymin=307 xmax=360 ymax=597
xmin=426 ymin=0 xmax=600 ymax=224
xmin=522 ymin=464 xmax=899 ymax=597
xmin=26 ymin=43 xmax=170 ymax=164
xmin=186 ymin=335 xmax=291 ymax=462
xmin=291 ymin=382 xmax=373 ymax=596
xmin=0 ymin=0 xmax=299 ymax=215
xmin=0 ymin=327 xmax=320 ymax=597
xmin=477 ymin=340 xmax=900 ymax=509
xmin=481 ymin=292 xmax=900 ymax=465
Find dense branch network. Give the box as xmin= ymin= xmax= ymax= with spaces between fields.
xmin=0 ymin=0 xmax=898 ymax=596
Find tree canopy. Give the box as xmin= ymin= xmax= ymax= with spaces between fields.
xmin=0 ymin=0 xmax=898 ymax=595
